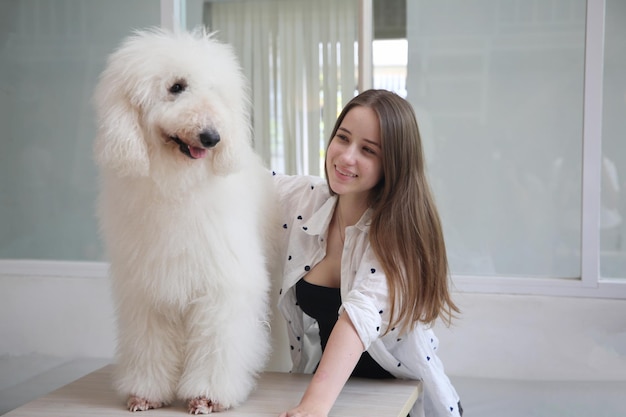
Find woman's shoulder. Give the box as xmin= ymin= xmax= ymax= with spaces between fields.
xmin=272 ymin=172 xmax=326 ymax=189
xmin=272 ymin=172 xmax=331 ymax=221
xmin=272 ymin=172 xmax=328 ymax=200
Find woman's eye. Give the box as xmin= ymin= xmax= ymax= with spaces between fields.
xmin=336 ymin=134 xmax=348 ymax=142
xmin=364 ymin=147 xmax=376 ymax=155
xmin=169 ymin=82 xmax=187 ymax=94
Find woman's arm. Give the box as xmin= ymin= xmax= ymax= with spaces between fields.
xmin=278 ymin=312 xmax=364 ymax=417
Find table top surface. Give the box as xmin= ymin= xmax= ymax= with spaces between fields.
xmin=4 ymin=365 xmax=421 ymax=417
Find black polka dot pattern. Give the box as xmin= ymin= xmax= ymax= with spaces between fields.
xmin=272 ymin=176 xmax=464 ymax=415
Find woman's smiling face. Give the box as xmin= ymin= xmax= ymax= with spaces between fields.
xmin=326 ymin=105 xmax=383 ymax=204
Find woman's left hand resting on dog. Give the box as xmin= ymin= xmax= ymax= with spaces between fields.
xmin=278 ymin=313 xmax=363 ymax=417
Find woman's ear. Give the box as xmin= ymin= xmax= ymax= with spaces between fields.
xmin=93 ymin=79 xmax=149 ymax=178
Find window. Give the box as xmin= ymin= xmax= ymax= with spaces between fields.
xmin=600 ymin=0 xmax=626 ymax=279
xmin=373 ymin=0 xmax=625 ymax=297
xmin=0 ymin=0 xmax=162 ymax=262
xmin=2 ymin=0 xmax=623 ymax=298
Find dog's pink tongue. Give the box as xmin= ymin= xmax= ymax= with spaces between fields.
xmin=189 ymin=146 xmax=208 ymax=159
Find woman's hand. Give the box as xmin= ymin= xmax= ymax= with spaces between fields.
xmin=278 ymin=313 xmax=364 ymax=417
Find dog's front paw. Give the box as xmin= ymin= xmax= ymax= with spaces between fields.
xmin=187 ymin=397 xmax=228 ymax=414
xmin=127 ymin=395 xmax=166 ymax=412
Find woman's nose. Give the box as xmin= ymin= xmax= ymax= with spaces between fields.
xmin=339 ymin=144 xmax=357 ymax=164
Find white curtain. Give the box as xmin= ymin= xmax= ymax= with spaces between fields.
xmin=207 ymin=0 xmax=358 ymax=175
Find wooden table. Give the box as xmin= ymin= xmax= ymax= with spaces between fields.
xmin=4 ymin=365 xmax=421 ymax=417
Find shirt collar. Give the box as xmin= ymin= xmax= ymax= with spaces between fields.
xmin=302 ymin=195 xmax=373 ymax=236
xmin=301 ymin=196 xmax=336 ymax=236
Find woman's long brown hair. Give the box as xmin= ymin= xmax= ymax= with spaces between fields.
xmin=325 ymin=89 xmax=459 ymax=334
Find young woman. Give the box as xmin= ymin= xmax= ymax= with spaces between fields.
xmin=274 ymin=89 xmax=462 ymax=417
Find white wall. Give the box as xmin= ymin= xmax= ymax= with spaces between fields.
xmin=0 ymin=274 xmax=115 ymax=359
xmin=2 ymin=273 xmax=625 ymax=381
xmin=433 ymin=292 xmax=626 ymax=381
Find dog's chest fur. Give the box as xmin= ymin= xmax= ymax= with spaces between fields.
xmin=101 ymin=170 xmax=267 ymax=306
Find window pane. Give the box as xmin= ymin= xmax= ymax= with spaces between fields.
xmin=600 ymin=0 xmax=626 ymax=278
xmin=373 ymin=39 xmax=407 ymax=97
xmin=405 ymin=0 xmax=587 ymax=278
xmin=0 ymin=0 xmax=161 ymax=261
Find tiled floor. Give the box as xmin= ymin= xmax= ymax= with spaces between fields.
xmin=1 ymin=355 xmax=625 ymax=417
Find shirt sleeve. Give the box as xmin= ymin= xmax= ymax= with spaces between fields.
xmin=339 ymin=246 xmax=390 ymax=350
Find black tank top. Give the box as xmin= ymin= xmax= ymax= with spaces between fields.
xmin=295 ymin=278 xmax=393 ymax=379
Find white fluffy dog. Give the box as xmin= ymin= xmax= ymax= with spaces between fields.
xmin=93 ymin=28 xmax=274 ymax=414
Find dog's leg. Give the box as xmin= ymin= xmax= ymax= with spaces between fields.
xmin=176 ymin=286 xmax=270 ymax=413
xmin=114 ymin=297 xmax=183 ymax=411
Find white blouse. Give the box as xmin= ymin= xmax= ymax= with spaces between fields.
xmin=274 ymin=173 xmax=461 ymax=417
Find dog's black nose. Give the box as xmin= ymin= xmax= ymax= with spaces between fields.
xmin=199 ymin=130 xmax=220 ymax=148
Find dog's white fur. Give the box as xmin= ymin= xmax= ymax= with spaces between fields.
xmin=93 ymin=28 xmax=274 ymax=413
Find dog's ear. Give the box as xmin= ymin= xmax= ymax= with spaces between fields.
xmin=93 ymin=82 xmax=150 ymax=177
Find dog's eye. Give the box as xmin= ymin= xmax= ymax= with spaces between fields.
xmin=169 ymin=82 xmax=187 ymax=94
